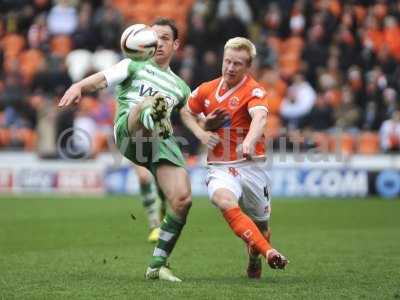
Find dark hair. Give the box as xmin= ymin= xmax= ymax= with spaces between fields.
xmin=151 ymin=18 xmax=178 ymax=40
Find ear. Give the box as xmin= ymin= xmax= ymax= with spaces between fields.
xmin=173 ymin=39 xmax=180 ymax=51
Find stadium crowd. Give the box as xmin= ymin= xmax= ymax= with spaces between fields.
xmin=1 ymin=0 xmax=400 ymax=160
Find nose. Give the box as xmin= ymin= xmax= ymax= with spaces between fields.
xmin=227 ymin=63 xmax=235 ymax=73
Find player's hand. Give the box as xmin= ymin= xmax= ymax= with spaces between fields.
xmin=238 ymin=140 xmax=255 ymax=160
xmin=199 ymin=131 xmax=220 ymax=150
xmin=204 ymin=108 xmax=231 ymax=131
xmin=58 ymin=84 xmax=82 ymax=107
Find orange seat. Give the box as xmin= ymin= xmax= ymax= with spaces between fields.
xmin=281 ymin=36 xmax=304 ymax=53
xmin=94 ymin=131 xmax=110 ymax=154
xmin=266 ymin=36 xmax=282 ymax=53
xmin=14 ymin=128 xmax=37 ymax=151
xmin=3 ymin=56 xmax=20 ymax=74
xmin=1 ymin=34 xmax=25 ymax=57
xmin=357 ymin=132 xmax=380 ymax=154
xmin=125 ymin=3 xmax=154 ymax=23
xmin=0 ymin=128 xmax=11 ymax=147
xmin=19 ymin=49 xmax=45 ymax=83
xmin=279 ymin=49 xmax=301 ymax=78
xmin=313 ymin=132 xmax=331 ymax=152
xmin=330 ymin=132 xmax=355 ymax=155
xmin=50 ymin=35 xmax=72 ymax=57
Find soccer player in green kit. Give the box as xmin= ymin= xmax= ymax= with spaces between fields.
xmin=59 ymin=18 xmax=201 ymax=282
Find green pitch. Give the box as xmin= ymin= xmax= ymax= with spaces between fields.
xmin=1 ymin=196 xmax=399 ymax=300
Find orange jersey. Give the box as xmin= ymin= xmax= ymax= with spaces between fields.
xmin=187 ymin=75 xmax=268 ymax=163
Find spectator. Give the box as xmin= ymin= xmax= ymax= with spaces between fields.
xmin=379 ymin=110 xmax=400 ymax=152
xmin=335 ymin=85 xmax=361 ymax=132
xmin=307 ymin=94 xmax=335 ymax=131
xmin=47 ymin=0 xmax=78 ymax=36
xmin=27 ymin=13 xmax=49 ymax=50
xmin=72 ymin=2 xmax=98 ymax=51
xmin=215 ymin=1 xmax=249 ymax=47
xmin=92 ymin=0 xmax=123 ymax=50
xmin=216 ymin=0 xmax=253 ymax=25
xmin=193 ymin=50 xmax=219 ymax=87
xmin=186 ymin=12 xmax=210 ymax=59
xmin=361 ymin=101 xmax=382 ymax=131
xmin=280 ymin=74 xmax=316 ymax=129
xmin=302 ymin=23 xmax=329 ymax=85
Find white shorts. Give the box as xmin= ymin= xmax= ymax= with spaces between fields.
xmin=206 ymin=161 xmax=272 ymax=222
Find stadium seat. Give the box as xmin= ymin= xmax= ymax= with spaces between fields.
xmin=19 ymin=49 xmax=45 ymax=83
xmin=279 ymin=49 xmax=301 ymax=78
xmin=265 ymin=36 xmax=282 ymax=53
xmin=125 ymin=3 xmax=154 ymax=24
xmin=1 ymin=34 xmax=26 ymax=58
xmin=330 ymin=132 xmax=355 ymax=155
xmin=93 ymin=131 xmax=110 ymax=154
xmin=313 ymin=132 xmax=331 ymax=152
xmin=12 ymin=128 xmax=37 ymax=151
xmin=357 ymin=131 xmax=380 ymax=154
xmin=281 ymin=36 xmax=304 ymax=53
xmin=50 ymin=35 xmax=72 ymax=57
xmin=0 ymin=128 xmax=11 ymax=147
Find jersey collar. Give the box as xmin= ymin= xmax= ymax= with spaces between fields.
xmin=215 ymin=75 xmax=248 ymax=103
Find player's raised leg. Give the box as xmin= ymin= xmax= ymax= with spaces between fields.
xmin=134 ymin=164 xmax=161 ymax=243
xmin=127 ymin=93 xmax=172 ymax=139
xmin=145 ymin=163 xmax=192 ymax=282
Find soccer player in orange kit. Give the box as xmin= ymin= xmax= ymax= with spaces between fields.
xmin=181 ymin=37 xmax=288 ymax=279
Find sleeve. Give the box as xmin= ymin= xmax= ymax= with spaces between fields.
xmin=101 ymin=58 xmax=131 ymax=87
xmin=247 ymin=87 xmax=269 ymax=117
xmin=186 ymin=85 xmax=205 ymax=115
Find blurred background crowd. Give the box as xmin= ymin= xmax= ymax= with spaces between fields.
xmin=1 ymin=0 xmax=400 ymax=162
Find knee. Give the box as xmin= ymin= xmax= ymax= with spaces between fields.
xmin=177 ymin=191 xmax=192 ymax=209
xmin=137 ymin=172 xmax=152 ymax=186
xmin=170 ymin=191 xmax=192 ymax=215
xmin=211 ymin=189 xmax=237 ymax=211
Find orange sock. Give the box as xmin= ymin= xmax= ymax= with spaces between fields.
xmin=249 ymin=229 xmax=272 ymax=257
xmin=223 ymin=207 xmax=272 ymax=257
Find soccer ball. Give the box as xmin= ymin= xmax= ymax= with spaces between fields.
xmin=120 ymin=24 xmax=158 ymax=61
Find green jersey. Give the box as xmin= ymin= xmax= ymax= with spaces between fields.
xmin=104 ymin=58 xmax=191 ymax=172
xmin=111 ymin=59 xmax=190 ymax=120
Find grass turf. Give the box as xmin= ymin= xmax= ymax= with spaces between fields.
xmin=0 ymin=196 xmax=399 ymax=300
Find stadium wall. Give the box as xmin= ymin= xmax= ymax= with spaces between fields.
xmin=0 ymin=152 xmax=399 ymax=199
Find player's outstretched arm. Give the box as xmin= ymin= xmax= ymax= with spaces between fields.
xmin=180 ymin=106 xmax=220 ymax=149
xmin=58 ymin=72 xmax=107 ymax=107
xmin=241 ymin=110 xmax=267 ymax=158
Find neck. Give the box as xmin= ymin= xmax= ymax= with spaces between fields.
xmin=154 ymin=58 xmax=170 ymax=70
xmin=223 ymin=75 xmax=246 ymax=90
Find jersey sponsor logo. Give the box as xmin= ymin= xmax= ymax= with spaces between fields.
xmin=139 ymin=84 xmax=178 ymax=107
xmin=139 ymin=84 xmax=158 ymax=97
xmin=252 ymin=88 xmax=265 ymax=98
xmin=204 ymin=99 xmax=210 ymax=108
